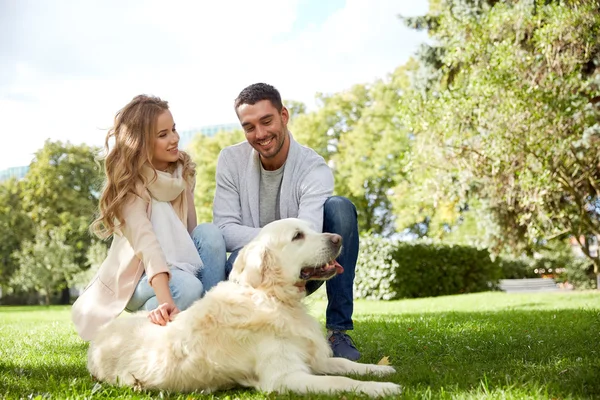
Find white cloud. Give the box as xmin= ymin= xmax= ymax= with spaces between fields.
xmin=0 ymin=0 xmax=429 ymax=170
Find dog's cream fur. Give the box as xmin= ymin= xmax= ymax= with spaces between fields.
xmin=87 ymin=218 xmax=401 ymax=397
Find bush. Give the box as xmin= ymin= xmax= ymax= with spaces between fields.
xmin=498 ymin=247 xmax=597 ymax=290
xmin=354 ymin=236 xmax=502 ymax=300
xmin=496 ymin=256 xmax=538 ymax=279
xmin=354 ymin=236 xmax=400 ymax=300
xmin=555 ymin=259 xmax=597 ymax=290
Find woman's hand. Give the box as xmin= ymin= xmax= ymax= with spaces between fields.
xmin=147 ymin=302 xmax=180 ymax=326
xmin=148 ymin=272 xmax=178 ymax=326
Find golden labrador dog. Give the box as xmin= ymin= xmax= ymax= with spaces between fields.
xmin=87 ymin=218 xmax=401 ymax=397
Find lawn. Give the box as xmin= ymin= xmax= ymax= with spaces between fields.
xmin=0 ymin=291 xmax=598 ymax=399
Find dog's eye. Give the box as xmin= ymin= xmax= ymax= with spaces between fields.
xmin=292 ymin=231 xmax=304 ymax=241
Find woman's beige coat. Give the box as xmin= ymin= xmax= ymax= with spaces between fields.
xmin=72 ymin=178 xmax=194 ymax=341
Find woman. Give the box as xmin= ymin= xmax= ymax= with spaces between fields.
xmin=72 ymin=95 xmax=226 ymax=341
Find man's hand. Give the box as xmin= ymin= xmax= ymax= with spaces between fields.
xmin=147 ymin=302 xmax=180 ymax=326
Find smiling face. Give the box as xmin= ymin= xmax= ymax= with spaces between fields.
xmin=236 ymin=100 xmax=290 ymax=171
xmin=151 ymin=109 xmax=180 ymax=171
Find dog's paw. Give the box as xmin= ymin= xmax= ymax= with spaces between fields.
xmin=357 ymin=381 xmax=402 ymax=397
xmin=369 ymin=364 xmax=396 ymax=377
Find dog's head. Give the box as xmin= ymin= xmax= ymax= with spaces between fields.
xmin=229 ymin=218 xmax=343 ymax=295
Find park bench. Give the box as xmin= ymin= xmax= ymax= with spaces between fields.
xmin=499 ymin=278 xmax=560 ymax=293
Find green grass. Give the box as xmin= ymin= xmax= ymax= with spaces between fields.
xmin=1 ymin=291 xmax=599 ymax=399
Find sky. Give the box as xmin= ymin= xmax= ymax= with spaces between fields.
xmin=0 ymin=0 xmax=430 ymax=170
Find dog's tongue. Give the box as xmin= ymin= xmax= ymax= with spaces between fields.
xmin=300 ymin=260 xmax=345 ymax=280
xmin=332 ymin=259 xmax=344 ymax=274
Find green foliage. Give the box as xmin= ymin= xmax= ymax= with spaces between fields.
xmin=401 ymin=0 xmax=600 ymax=277
xmin=355 ymin=235 xmax=501 ymax=300
xmin=333 ymin=69 xmax=414 ymax=235
xmin=0 ymin=179 xmax=34 ymax=286
xmin=291 ymin=65 xmax=416 ymax=235
xmin=24 ymin=140 xmax=103 ymax=223
xmin=70 ymin=240 xmax=109 ymax=291
xmin=284 ymin=99 xmax=307 ymax=119
xmin=496 ymin=239 xmax=597 ymax=288
xmin=531 ymin=241 xmax=597 ymax=289
xmin=556 ymin=259 xmax=597 ymax=290
xmin=1 ymin=141 xmax=103 ymax=300
xmin=22 ymin=140 xmax=103 ymax=267
xmin=187 ymin=129 xmax=245 ymax=223
xmin=496 ymin=256 xmax=537 ymax=280
xmin=10 ymin=227 xmax=81 ymax=304
xmin=353 ymin=235 xmax=400 ymax=300
xmin=291 ymin=84 xmax=370 ymax=160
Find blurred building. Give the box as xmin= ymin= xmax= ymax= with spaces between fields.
xmin=0 ymin=166 xmax=29 ymax=182
xmin=0 ymin=123 xmax=241 ymax=183
xmin=178 ymin=122 xmax=240 ymax=149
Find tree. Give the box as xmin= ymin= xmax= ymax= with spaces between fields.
xmin=401 ymin=1 xmax=600 ymax=284
xmin=10 ymin=227 xmax=80 ymax=305
xmin=333 ymin=65 xmax=415 ymax=235
xmin=0 ymin=179 xmax=34 ymax=286
xmin=70 ymin=239 xmax=109 ymax=291
xmin=291 ymin=85 xmax=370 ymax=162
xmin=290 ymin=82 xmax=413 ymax=235
xmin=284 ymin=99 xmax=307 ymax=119
xmin=187 ymin=129 xmax=245 ymax=223
xmin=21 ymin=140 xmax=103 ymax=267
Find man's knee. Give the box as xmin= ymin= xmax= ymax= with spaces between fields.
xmin=324 ymin=196 xmax=357 ymax=217
xmin=323 ymin=196 xmax=358 ymax=233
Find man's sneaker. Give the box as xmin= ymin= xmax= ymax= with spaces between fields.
xmin=328 ymin=331 xmax=361 ymax=361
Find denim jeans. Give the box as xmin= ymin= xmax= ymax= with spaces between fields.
xmin=126 ymin=223 xmax=227 ymax=313
xmin=190 ymin=223 xmax=227 ymax=293
xmin=125 ymin=269 xmax=204 ymax=312
xmin=225 ymin=196 xmax=358 ymax=331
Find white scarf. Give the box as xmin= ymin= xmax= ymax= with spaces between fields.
xmin=142 ymin=163 xmax=203 ymax=275
xmin=141 ymin=163 xmax=188 ymax=225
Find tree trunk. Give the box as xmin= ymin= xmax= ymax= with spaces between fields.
xmin=593 ymin=254 xmax=600 ymax=290
xmin=60 ymin=286 xmax=70 ymax=304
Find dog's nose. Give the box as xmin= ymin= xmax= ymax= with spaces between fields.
xmin=330 ymin=234 xmax=342 ymax=245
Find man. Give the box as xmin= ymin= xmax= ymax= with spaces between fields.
xmin=212 ymin=82 xmax=360 ymax=361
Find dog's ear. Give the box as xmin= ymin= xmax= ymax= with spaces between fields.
xmin=230 ymin=241 xmax=276 ymax=288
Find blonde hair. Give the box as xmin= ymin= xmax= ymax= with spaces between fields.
xmin=91 ymin=94 xmax=196 ymax=239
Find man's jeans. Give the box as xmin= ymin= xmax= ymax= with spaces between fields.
xmin=190 ymin=223 xmax=227 ymax=293
xmin=225 ymin=196 xmax=359 ymax=331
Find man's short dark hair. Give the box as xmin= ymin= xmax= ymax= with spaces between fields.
xmin=234 ymin=83 xmax=283 ymax=113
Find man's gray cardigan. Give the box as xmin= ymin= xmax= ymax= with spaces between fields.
xmin=213 ymin=133 xmax=334 ymax=252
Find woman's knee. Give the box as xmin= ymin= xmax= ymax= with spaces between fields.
xmin=191 ymin=223 xmax=226 ymax=252
xmin=171 ymin=274 xmax=204 ymax=310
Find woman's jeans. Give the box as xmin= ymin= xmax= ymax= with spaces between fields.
xmin=125 ymin=269 xmax=204 ymax=312
xmin=126 ymin=223 xmax=227 ymax=312
xmin=225 ymin=196 xmax=359 ymax=331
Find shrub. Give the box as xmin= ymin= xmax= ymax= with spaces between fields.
xmin=354 ymin=236 xmax=400 ymax=300
xmin=554 ymin=259 xmax=597 ymax=290
xmin=355 ymin=236 xmax=502 ymax=300
xmin=504 ymin=247 xmax=597 ymax=290
xmin=496 ymin=256 xmax=538 ymax=279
